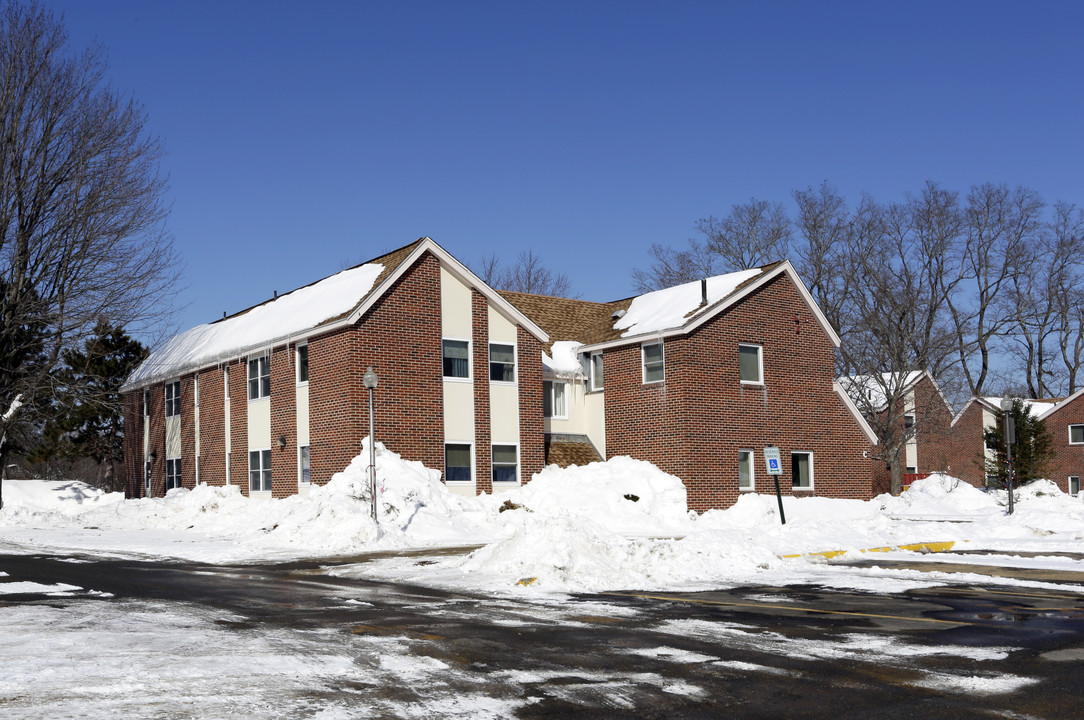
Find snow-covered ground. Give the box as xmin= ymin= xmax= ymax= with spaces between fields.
xmin=3 ymin=448 xmax=1084 ymax=719
xmin=3 ymin=442 xmax=1083 ymax=596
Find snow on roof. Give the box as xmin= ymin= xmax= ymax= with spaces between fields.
xmin=126 ymin=262 xmax=384 ymax=387
xmin=613 ymin=268 xmax=763 ymax=337
xmin=543 ymin=340 xmax=586 ymax=379
xmin=839 ymin=371 xmax=925 ymax=410
xmin=981 ymin=396 xmax=1062 ymax=420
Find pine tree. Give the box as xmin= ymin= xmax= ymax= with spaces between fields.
xmin=32 ymin=323 xmax=147 ymax=490
xmin=983 ymin=399 xmax=1055 ymax=487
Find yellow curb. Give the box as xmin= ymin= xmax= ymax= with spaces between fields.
xmin=781 ymin=540 xmax=957 ymax=560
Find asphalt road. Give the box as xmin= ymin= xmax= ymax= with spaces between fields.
xmin=3 ymin=550 xmax=1083 ymax=718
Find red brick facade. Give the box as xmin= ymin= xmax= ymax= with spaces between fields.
xmin=603 ymin=274 xmax=875 ymax=512
xmin=1044 ymin=392 xmax=1084 ymax=494
xmin=869 ymin=375 xmax=955 ymax=494
xmin=943 ymin=399 xmax=992 ymax=488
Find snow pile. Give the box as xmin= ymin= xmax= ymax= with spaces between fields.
xmin=3 ymin=456 xmax=1084 ymax=593
xmin=544 ymin=340 xmax=586 ymax=378
xmin=492 ymin=456 xmax=689 ymax=534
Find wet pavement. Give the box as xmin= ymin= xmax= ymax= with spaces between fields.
xmin=2 ymin=550 xmax=1084 ymax=718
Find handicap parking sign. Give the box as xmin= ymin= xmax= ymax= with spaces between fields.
xmin=763 ymin=446 xmax=782 ymax=475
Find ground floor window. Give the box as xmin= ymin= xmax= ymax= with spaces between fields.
xmin=249 ymin=449 xmax=271 ymax=492
xmin=144 ymin=460 xmax=152 ymax=496
xmin=738 ymin=450 xmax=754 ymax=491
xmin=1071 ymin=476 xmax=1080 ymax=496
xmin=225 ymin=451 xmax=231 ymax=485
xmin=492 ymin=445 xmax=518 ymax=484
xmin=166 ymin=458 xmax=182 ymax=490
xmin=905 ymin=466 xmax=917 ymax=474
xmin=299 ymin=445 xmax=311 ymax=485
xmin=445 ymin=443 xmax=472 ymax=483
xmin=543 ymin=380 xmax=567 ymax=418
xmin=792 ymin=451 xmax=813 ymax=489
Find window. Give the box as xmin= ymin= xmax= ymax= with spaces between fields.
xmin=590 ymin=353 xmax=604 ymax=391
xmin=445 ymin=444 xmax=472 ymax=483
xmin=1070 ymin=476 xmax=1080 ymax=496
xmin=489 ymin=343 xmax=516 ymax=383
xmin=904 ymin=414 xmax=915 ymax=429
xmin=738 ymin=450 xmax=754 ymax=491
xmin=193 ymin=376 xmax=200 ymax=408
xmin=297 ymin=344 xmax=309 ymax=383
xmin=906 ymin=465 xmax=917 ymax=474
xmin=144 ymin=460 xmax=152 ymax=497
xmin=492 ymin=445 xmax=518 ymax=484
xmin=739 ymin=344 xmax=762 ymax=384
xmin=143 ymin=389 xmax=149 ymax=417
xmin=225 ymin=451 xmax=231 ymax=485
xmin=248 ymin=355 xmax=270 ymax=399
xmin=642 ymin=342 xmax=665 ymax=383
xmin=249 ymin=449 xmax=271 ymax=492
xmin=1070 ymin=425 xmax=1084 ymax=445
xmin=165 ymin=381 xmax=180 ymax=417
xmin=543 ymin=380 xmax=567 ymax=419
xmin=442 ymin=339 xmax=470 ymax=379
xmin=166 ymin=458 xmax=182 ymax=490
xmin=792 ymin=451 xmax=813 ymax=489
xmin=299 ymin=445 xmax=311 ymax=485
xmin=224 ymin=366 xmax=230 ymax=399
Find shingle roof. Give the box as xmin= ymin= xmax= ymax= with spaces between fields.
xmin=544 ymin=437 xmax=604 ymax=468
xmin=496 ymin=291 xmax=628 ymax=353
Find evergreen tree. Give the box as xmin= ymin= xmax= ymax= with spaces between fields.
xmin=32 ymin=323 xmax=147 ymax=490
xmin=983 ymin=399 xmax=1055 ymax=487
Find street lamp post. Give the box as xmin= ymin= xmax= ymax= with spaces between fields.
xmin=363 ymin=367 xmax=379 ymax=524
xmin=1000 ymin=397 xmax=1015 ymax=515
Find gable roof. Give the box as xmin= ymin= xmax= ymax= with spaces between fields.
xmin=1036 ymin=386 xmax=1084 ymax=421
xmin=501 ymin=260 xmax=839 ymax=353
xmin=123 ymin=237 xmax=547 ymax=390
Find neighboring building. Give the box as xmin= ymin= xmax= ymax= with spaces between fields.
xmin=123 ymin=242 xmax=878 ymax=512
xmin=502 ymin=261 xmax=878 ymax=512
xmin=1042 ymin=388 xmax=1084 ymax=496
xmin=840 ymin=372 xmax=954 ymax=494
xmin=122 ymin=238 xmax=549 ymax=500
xmin=947 ymin=392 xmax=1082 ymax=495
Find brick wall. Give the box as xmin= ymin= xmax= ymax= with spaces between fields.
xmin=518 ymin=325 xmax=545 ymax=482
xmin=870 ymin=376 xmax=957 ymax=493
xmin=943 ymin=401 xmax=990 ymax=487
xmin=605 ymin=274 xmax=874 ymax=512
xmin=199 ymin=367 xmax=226 ymax=487
xmin=180 ymin=375 xmax=196 ymax=489
xmin=270 ymin=344 xmax=298 ymax=497
xmin=472 ymin=290 xmax=493 ymax=494
xmin=145 ymin=382 xmax=165 ymax=497
xmin=228 ymin=359 xmax=248 ymax=494
xmin=123 ymin=391 xmax=143 ymax=498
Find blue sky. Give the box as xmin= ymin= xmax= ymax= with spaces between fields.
xmin=45 ymin=0 xmax=1084 ymax=336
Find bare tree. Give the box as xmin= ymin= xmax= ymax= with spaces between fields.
xmin=696 ymin=198 xmax=792 ymax=271
xmin=791 ymin=182 xmax=855 ymax=337
xmin=0 ymin=2 xmax=179 ymax=507
xmin=631 ymin=240 xmax=717 ymax=292
xmin=475 ymin=250 xmax=575 ymax=297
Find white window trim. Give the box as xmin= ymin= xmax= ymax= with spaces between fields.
xmin=165 ymin=457 xmax=182 ymax=491
xmin=589 ymin=352 xmax=604 ymax=392
xmin=193 ymin=375 xmax=200 ymax=408
xmin=248 ymin=354 xmax=271 ymax=401
xmin=224 ymin=366 xmax=230 ymax=399
xmin=298 ymin=444 xmax=311 ymax=486
xmin=248 ymin=447 xmax=272 ymax=494
xmin=444 ymin=442 xmax=474 ymax=484
xmin=738 ymin=449 xmax=755 ymax=491
xmin=488 ymin=341 xmax=517 ymax=384
xmin=739 ymin=343 xmax=764 ymax=385
xmin=442 ymin=337 xmax=472 ymax=382
xmin=296 ymin=343 xmax=309 ymax=385
xmin=491 ymin=443 xmax=520 ymax=485
xmin=791 ymin=450 xmax=815 ymax=491
xmin=544 ymin=380 xmax=568 ymax=420
xmin=1068 ymin=424 xmax=1084 ymax=445
xmin=1070 ymin=476 xmax=1080 ymax=496
xmin=642 ymin=341 xmax=665 ymax=384
xmin=164 ymin=380 xmax=181 ymax=418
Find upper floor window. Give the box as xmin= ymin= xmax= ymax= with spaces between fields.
xmin=224 ymin=366 xmax=230 ymax=399
xmin=165 ymin=381 xmax=180 ymax=417
xmin=904 ymin=414 xmax=915 ymax=429
xmin=443 ymin=339 xmax=470 ymax=379
xmin=1070 ymin=424 xmax=1084 ymax=445
xmin=296 ymin=344 xmax=309 ymax=383
xmin=739 ymin=343 xmax=763 ymax=384
xmin=193 ymin=375 xmax=200 ymax=408
xmin=642 ymin=342 xmax=665 ymax=384
xmin=543 ymin=380 xmax=567 ymax=419
xmin=589 ymin=353 xmax=604 ymax=391
xmin=489 ymin=343 xmax=516 ymax=383
xmin=248 ymin=355 xmax=270 ymax=400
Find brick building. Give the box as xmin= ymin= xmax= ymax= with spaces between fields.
xmin=122 ymin=238 xmax=548 ymax=500
xmin=123 ymin=245 xmax=879 ymax=511
xmin=1041 ymin=388 xmax=1084 ymax=496
xmin=501 ymin=261 xmax=877 ymax=512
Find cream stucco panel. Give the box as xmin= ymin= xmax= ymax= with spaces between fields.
xmin=165 ymin=416 xmax=181 ymax=459
xmin=487 ymin=305 xmax=517 ymax=344
xmin=490 ymin=383 xmax=520 ymax=444
xmin=443 ymin=381 xmax=476 ymax=441
xmin=441 ymin=266 xmax=473 ymax=339
xmin=296 ymin=383 xmax=310 ymax=445
xmin=248 ymin=397 xmax=271 ymax=449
